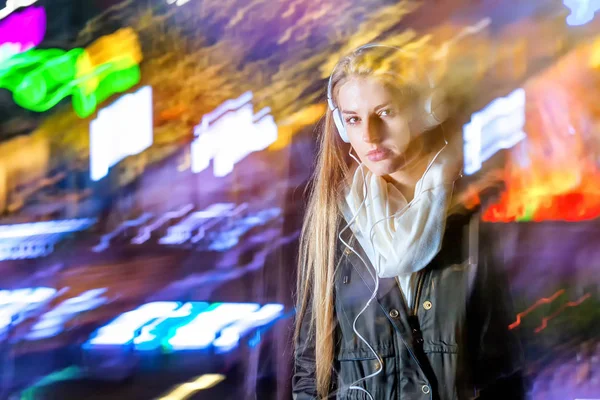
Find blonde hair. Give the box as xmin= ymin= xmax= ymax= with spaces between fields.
xmin=294 ymin=48 xmax=421 ymax=398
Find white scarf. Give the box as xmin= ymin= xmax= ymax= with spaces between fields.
xmin=341 ymin=152 xmax=456 ymax=304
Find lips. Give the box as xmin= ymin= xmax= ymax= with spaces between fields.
xmin=366 ymin=148 xmax=391 ymax=162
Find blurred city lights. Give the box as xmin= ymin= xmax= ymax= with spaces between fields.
xmin=166 ymin=0 xmax=191 ymax=6
xmin=0 ymin=0 xmax=38 ymax=20
xmin=159 ymin=203 xmax=237 ymax=245
xmin=0 ymin=28 xmax=142 ymax=117
xmin=157 ymin=374 xmax=225 ymax=400
xmin=90 ymin=85 xmax=153 ymax=181
xmin=0 ymin=6 xmax=45 ymax=63
xmin=88 ymin=302 xmax=180 ymax=345
xmin=83 ymin=302 xmax=285 ymax=352
xmin=563 ymin=0 xmax=600 ymax=26
xmin=191 ymin=92 xmax=278 ymax=177
xmin=0 ymin=287 xmax=56 ymax=333
xmin=213 ymin=303 xmax=284 ymax=351
xmin=93 ymin=212 xmax=153 ymax=252
xmin=0 ymin=219 xmax=95 ymax=260
xmin=27 ymin=288 xmax=108 ymax=340
xmin=167 ymin=303 xmax=260 ymax=350
xmin=463 ymin=88 xmax=526 ymax=175
xmin=131 ymin=204 xmax=193 ymax=244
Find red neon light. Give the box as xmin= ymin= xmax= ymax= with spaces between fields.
xmin=534 ymin=293 xmax=591 ymax=333
xmin=508 ymin=289 xmax=565 ymax=330
xmin=483 ymin=44 xmax=600 ymax=222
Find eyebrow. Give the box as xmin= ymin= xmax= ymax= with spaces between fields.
xmin=341 ymin=103 xmax=391 ymax=115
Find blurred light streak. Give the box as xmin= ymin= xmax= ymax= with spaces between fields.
xmin=0 ymin=287 xmax=56 ymax=333
xmin=269 ymin=104 xmax=326 ymax=151
xmin=135 ymin=302 xmax=209 ymax=351
xmin=432 ymin=18 xmax=491 ymax=61
xmin=133 ymin=302 xmax=194 ymax=347
xmin=0 ymin=28 xmax=142 ymax=117
xmin=534 ymin=293 xmax=591 ymax=333
xmin=93 ymin=212 xmax=153 ymax=252
xmin=84 ymin=302 xmax=285 ymax=351
xmin=213 ymin=304 xmax=284 ymax=352
xmin=206 ymin=207 xmax=280 ymax=251
xmin=508 ymin=289 xmax=565 ymax=330
xmin=463 ymin=88 xmax=526 ymax=175
xmin=563 ymin=0 xmax=600 ymax=26
xmin=483 ymin=46 xmax=600 ymax=222
xmin=88 ymin=302 xmax=180 ymax=345
xmin=131 ymin=204 xmax=193 ymax=244
xmin=90 ymin=85 xmax=153 ymax=181
xmin=156 ymin=374 xmax=225 ymax=400
xmin=0 ymin=0 xmax=37 ymax=20
xmin=0 ymin=219 xmax=95 ymax=260
xmin=27 ymin=288 xmax=108 ymax=340
xmin=167 ymin=303 xmax=260 ymax=350
xmin=159 ymin=203 xmax=236 ymax=245
xmin=19 ymin=366 xmax=83 ymax=400
xmin=0 ymin=6 xmax=45 ymax=63
xmin=191 ymin=92 xmax=277 ymax=177
xmin=0 ymin=219 xmax=95 ymax=238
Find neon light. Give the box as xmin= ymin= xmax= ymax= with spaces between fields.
xmin=88 ymin=302 xmax=180 ymax=345
xmin=0 ymin=6 xmax=45 ymax=63
xmin=0 ymin=219 xmax=95 ymax=238
xmin=90 ymin=85 xmax=153 ymax=181
xmin=463 ymin=88 xmax=526 ymax=175
xmin=159 ymin=203 xmax=249 ymax=245
xmin=191 ymin=92 xmax=278 ymax=177
xmin=166 ymin=0 xmax=191 ymax=6
xmin=0 ymin=28 xmax=142 ymax=117
xmin=563 ymin=0 xmax=600 ymax=26
xmin=207 ymin=207 xmax=281 ymax=251
xmin=83 ymin=301 xmax=286 ymax=352
xmin=0 ymin=0 xmax=38 ymax=20
xmin=157 ymin=374 xmax=225 ymax=400
xmin=0 ymin=287 xmax=56 ymax=333
xmin=509 ymin=289 xmax=565 ymax=330
xmin=0 ymin=219 xmax=95 ymax=260
xmin=93 ymin=213 xmax=153 ymax=252
xmin=168 ymin=303 xmax=260 ymax=350
xmin=131 ymin=203 xmax=193 ymax=244
xmin=534 ymin=293 xmax=591 ymax=333
xmin=190 ymin=203 xmax=248 ymax=244
xmin=213 ymin=304 xmax=284 ymax=351
xmin=27 ymin=288 xmax=107 ymax=340
xmin=134 ymin=302 xmax=209 ymax=351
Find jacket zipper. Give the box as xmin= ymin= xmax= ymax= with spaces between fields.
xmin=395 ymin=271 xmax=425 ymax=316
xmin=411 ymin=272 xmax=425 ymax=316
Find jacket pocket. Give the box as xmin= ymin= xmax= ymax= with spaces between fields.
xmin=335 ymin=345 xmax=397 ymax=399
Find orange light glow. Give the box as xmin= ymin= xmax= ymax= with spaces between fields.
xmin=483 ymin=43 xmax=600 ymax=222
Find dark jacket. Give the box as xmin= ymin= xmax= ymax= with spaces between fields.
xmin=293 ymin=209 xmax=526 ymax=399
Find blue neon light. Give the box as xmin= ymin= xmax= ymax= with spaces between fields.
xmin=0 ymin=287 xmax=56 ymax=333
xmin=0 ymin=219 xmax=95 ymax=260
xmin=26 ymin=288 xmax=108 ymax=340
xmin=83 ymin=301 xmax=285 ymax=353
xmin=563 ymin=0 xmax=600 ymax=26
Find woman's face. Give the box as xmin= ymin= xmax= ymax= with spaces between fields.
xmin=336 ymin=76 xmax=418 ymax=176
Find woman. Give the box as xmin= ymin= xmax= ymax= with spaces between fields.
xmin=292 ymin=45 xmax=525 ymax=399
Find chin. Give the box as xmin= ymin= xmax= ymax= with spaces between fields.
xmin=365 ymin=161 xmax=398 ymax=177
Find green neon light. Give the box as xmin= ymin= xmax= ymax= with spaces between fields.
xmin=0 ymin=48 xmax=140 ymax=118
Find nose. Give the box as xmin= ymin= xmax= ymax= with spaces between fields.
xmin=361 ymin=116 xmax=382 ymax=144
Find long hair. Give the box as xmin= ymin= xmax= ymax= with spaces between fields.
xmin=294 ymin=48 xmax=412 ymax=398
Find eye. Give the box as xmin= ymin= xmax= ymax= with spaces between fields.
xmin=379 ymin=108 xmax=394 ymax=117
xmin=345 ymin=116 xmax=359 ymax=125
